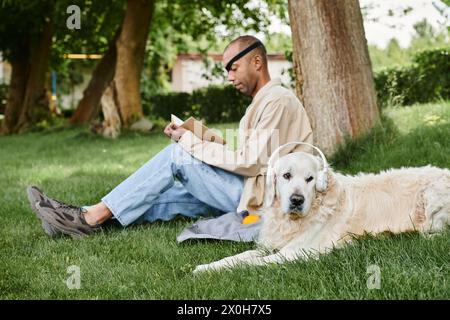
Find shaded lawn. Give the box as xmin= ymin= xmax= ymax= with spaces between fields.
xmin=0 ymin=101 xmax=449 ymax=299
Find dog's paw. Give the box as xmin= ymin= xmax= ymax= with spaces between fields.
xmin=193 ymin=264 xmax=211 ymax=274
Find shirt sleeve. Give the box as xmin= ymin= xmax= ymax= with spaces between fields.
xmin=178 ymin=96 xmax=298 ymax=177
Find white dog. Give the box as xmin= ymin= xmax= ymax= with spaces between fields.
xmin=193 ymin=143 xmax=450 ymax=273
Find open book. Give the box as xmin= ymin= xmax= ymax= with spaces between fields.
xmin=171 ymin=114 xmax=226 ymax=145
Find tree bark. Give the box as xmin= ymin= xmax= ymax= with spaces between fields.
xmin=288 ymin=0 xmax=379 ymax=154
xmin=98 ymin=82 xmax=121 ymax=138
xmin=70 ymin=29 xmax=120 ymax=124
xmin=113 ymin=0 xmax=155 ymax=126
xmin=16 ymin=16 xmax=53 ymax=132
xmin=1 ymin=50 xmax=29 ymax=134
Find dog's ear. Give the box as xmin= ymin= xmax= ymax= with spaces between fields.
xmin=264 ymin=166 xmax=277 ymax=207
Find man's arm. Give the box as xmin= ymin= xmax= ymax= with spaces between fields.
xmin=178 ymin=97 xmax=311 ymax=177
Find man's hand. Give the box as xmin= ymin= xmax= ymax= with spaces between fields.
xmin=164 ymin=123 xmax=188 ymax=142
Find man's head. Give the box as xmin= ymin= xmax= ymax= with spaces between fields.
xmin=223 ymin=35 xmax=270 ymax=97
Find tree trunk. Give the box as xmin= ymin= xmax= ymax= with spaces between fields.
xmin=114 ymin=0 xmax=155 ymax=127
xmin=70 ymin=29 xmax=120 ymax=124
xmin=288 ymin=0 xmax=379 ymax=154
xmin=16 ymin=16 xmax=53 ymax=132
xmin=1 ymin=50 xmax=29 ymax=134
xmin=93 ymin=82 xmax=122 ymax=139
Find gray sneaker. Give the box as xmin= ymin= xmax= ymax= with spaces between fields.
xmin=36 ymin=200 xmax=101 ymax=239
xmin=27 ymin=186 xmax=60 ymax=237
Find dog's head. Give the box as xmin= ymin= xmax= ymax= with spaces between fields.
xmin=264 ymin=152 xmax=326 ymax=218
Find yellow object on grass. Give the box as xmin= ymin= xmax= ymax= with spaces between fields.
xmin=242 ymin=214 xmax=260 ymax=225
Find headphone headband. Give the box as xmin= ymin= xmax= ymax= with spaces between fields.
xmin=267 ymin=142 xmax=329 ymax=173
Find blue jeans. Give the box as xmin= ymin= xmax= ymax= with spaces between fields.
xmin=101 ymin=143 xmax=244 ymax=226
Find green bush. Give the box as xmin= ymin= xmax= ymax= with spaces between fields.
xmin=413 ymin=48 xmax=450 ymax=102
xmin=144 ymin=84 xmax=251 ymax=123
xmin=145 ymin=91 xmax=191 ymax=121
xmin=191 ymin=85 xmax=251 ymax=123
xmin=374 ymin=47 xmax=450 ymax=107
xmin=145 ymin=47 xmax=449 ymax=118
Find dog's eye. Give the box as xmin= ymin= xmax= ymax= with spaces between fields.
xmin=306 ymin=176 xmax=314 ymax=183
xmin=283 ymin=172 xmax=292 ymax=180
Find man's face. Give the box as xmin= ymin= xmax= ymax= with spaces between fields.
xmin=223 ymin=43 xmax=258 ymax=96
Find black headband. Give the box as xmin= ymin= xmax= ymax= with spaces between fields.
xmin=225 ymin=41 xmax=263 ymax=72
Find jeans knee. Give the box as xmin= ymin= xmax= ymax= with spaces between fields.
xmin=162 ymin=143 xmax=177 ymax=154
xmin=159 ymin=143 xmax=180 ymax=162
xmin=171 ymin=144 xmax=198 ymax=166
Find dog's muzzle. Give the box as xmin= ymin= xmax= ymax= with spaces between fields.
xmin=288 ymin=194 xmax=305 ymax=214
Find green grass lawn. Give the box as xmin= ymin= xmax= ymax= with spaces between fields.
xmin=0 ymin=101 xmax=449 ymax=299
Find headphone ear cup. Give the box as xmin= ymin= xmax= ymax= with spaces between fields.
xmin=316 ymin=170 xmax=327 ymax=192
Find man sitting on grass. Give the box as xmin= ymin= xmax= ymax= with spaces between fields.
xmin=27 ymin=35 xmax=313 ymax=239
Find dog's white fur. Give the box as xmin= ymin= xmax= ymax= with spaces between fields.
xmin=194 ymin=152 xmax=450 ymax=273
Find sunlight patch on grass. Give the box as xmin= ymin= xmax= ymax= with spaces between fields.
xmin=384 ymin=100 xmax=450 ymax=134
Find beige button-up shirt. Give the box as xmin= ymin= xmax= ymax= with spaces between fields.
xmin=178 ymin=78 xmax=313 ymax=213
